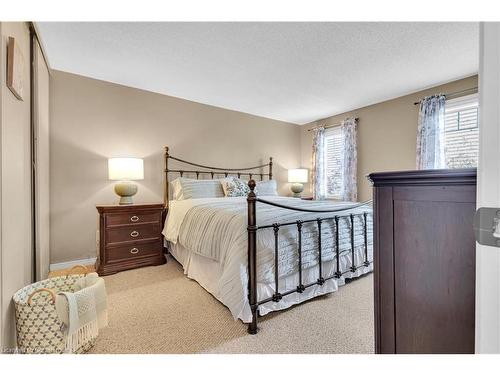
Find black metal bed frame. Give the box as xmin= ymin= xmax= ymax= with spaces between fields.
xmin=163 ymin=147 xmax=372 ymax=335
xmin=163 ymin=146 xmax=272 ymax=210
xmin=246 ymin=181 xmax=372 ymax=334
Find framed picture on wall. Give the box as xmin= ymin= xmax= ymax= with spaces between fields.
xmin=6 ymin=36 xmax=25 ymax=101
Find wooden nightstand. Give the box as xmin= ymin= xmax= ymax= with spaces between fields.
xmin=96 ymin=203 xmax=166 ymax=276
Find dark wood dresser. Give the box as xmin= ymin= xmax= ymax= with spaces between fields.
xmin=96 ymin=203 xmax=166 ymax=275
xmin=368 ymin=169 xmax=476 ymax=354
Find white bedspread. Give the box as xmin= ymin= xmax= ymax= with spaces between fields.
xmin=163 ymin=196 xmax=373 ymax=322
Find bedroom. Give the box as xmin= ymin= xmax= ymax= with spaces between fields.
xmin=1 ymin=0 xmax=499 ymax=371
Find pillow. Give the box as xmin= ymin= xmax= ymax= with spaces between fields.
xmin=220 ymin=177 xmax=251 ymax=197
xmin=170 ymin=177 xmax=225 ymax=200
xmin=255 ymin=179 xmax=278 ymax=196
xmin=171 ymin=178 xmax=183 ymax=200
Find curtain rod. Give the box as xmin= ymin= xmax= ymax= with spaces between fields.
xmin=307 ymin=117 xmax=359 ymax=132
xmin=413 ymin=86 xmax=478 ymax=106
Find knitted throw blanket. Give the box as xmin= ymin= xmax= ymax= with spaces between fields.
xmin=75 ymin=273 xmax=108 ymax=330
xmin=55 ymin=273 xmax=108 ymax=353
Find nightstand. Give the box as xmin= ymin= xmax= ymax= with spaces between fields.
xmin=96 ymin=203 xmax=166 ymax=276
xmin=301 ymin=196 xmax=314 ymax=200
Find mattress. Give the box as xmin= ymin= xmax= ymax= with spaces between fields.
xmin=163 ymin=196 xmax=373 ymax=323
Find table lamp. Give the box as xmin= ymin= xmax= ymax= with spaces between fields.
xmin=108 ymin=158 xmax=144 ymax=205
xmin=288 ymin=169 xmax=308 ymax=198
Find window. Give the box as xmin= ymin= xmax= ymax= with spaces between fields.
xmin=444 ymin=93 xmax=479 ymax=168
xmin=323 ymin=126 xmax=344 ymax=199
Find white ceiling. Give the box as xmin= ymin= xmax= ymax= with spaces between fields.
xmin=36 ymin=22 xmax=479 ymax=125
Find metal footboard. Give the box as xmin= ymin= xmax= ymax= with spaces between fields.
xmin=246 ymin=180 xmax=373 ymax=334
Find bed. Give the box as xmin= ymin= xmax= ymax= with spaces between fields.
xmin=162 ymin=147 xmax=373 ymax=334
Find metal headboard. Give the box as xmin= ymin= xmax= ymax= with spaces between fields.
xmin=163 ymin=146 xmax=273 ymax=209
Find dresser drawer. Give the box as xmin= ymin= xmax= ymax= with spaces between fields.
xmin=106 ymin=210 xmax=162 ymax=227
xmin=106 ymin=241 xmax=161 ymax=262
xmin=106 ymin=223 xmax=161 ymax=244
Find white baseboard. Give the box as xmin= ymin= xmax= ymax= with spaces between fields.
xmin=49 ymin=257 xmax=97 ymax=271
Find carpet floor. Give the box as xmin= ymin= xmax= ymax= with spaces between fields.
xmin=89 ymin=256 xmax=374 ymax=354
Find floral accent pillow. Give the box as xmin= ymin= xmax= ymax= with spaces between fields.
xmin=220 ymin=177 xmax=251 ymax=197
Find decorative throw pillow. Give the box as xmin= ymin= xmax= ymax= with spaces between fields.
xmin=255 ymin=180 xmax=278 ymax=196
xmin=170 ymin=177 xmax=225 ymax=200
xmin=220 ymin=177 xmax=251 ymax=197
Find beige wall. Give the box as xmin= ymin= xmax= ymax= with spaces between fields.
xmin=300 ymin=75 xmax=479 ymax=201
xmin=50 ymin=70 xmax=301 ymax=264
xmin=50 ymin=70 xmax=478 ymax=264
xmin=0 ymin=22 xmax=33 ymax=350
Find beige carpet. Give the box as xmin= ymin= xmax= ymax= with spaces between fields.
xmin=89 ymin=256 xmax=374 ymax=354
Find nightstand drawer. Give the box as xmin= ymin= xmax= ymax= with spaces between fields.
xmin=107 ymin=241 xmax=161 ymax=262
xmin=106 ymin=223 xmax=160 ymax=244
xmin=106 ymin=210 xmax=161 ymax=226
xmin=96 ymin=203 xmax=166 ymax=275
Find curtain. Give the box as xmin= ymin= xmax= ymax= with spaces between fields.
xmin=311 ymin=126 xmax=326 ymax=200
xmin=340 ymin=118 xmax=358 ymax=202
xmin=416 ymin=94 xmax=446 ymax=170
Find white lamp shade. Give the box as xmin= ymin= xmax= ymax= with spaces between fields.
xmin=288 ymin=169 xmax=308 ymax=183
xmin=108 ymin=158 xmax=144 ymax=181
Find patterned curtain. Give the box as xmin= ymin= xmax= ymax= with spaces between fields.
xmin=311 ymin=126 xmax=326 ymax=200
xmin=416 ymin=94 xmax=446 ymax=170
xmin=340 ymin=118 xmax=358 ymax=202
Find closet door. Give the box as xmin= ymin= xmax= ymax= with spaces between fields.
xmin=33 ymin=37 xmax=50 ymax=280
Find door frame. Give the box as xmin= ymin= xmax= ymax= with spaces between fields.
xmin=475 ymin=22 xmax=500 ymax=353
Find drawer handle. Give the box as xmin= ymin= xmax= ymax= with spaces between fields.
xmin=130 ymin=230 xmax=139 ymax=238
xmin=130 ymin=248 xmax=139 ymax=254
xmin=130 ymin=215 xmax=140 ymax=222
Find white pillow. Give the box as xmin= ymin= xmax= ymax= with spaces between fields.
xmin=220 ymin=177 xmax=251 ymax=197
xmin=171 ymin=178 xmax=183 ymax=200
xmin=170 ymin=177 xmax=224 ymax=200
xmin=255 ymin=179 xmax=278 ymax=196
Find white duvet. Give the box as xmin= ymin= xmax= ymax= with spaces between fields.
xmin=163 ymin=196 xmax=373 ymax=322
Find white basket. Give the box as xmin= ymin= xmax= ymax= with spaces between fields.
xmin=13 ymin=266 xmax=97 ymax=354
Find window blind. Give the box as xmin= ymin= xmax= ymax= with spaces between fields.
xmin=324 ymin=126 xmax=344 ymax=199
xmin=444 ymin=93 xmax=479 ymax=169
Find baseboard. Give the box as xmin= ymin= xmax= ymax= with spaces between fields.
xmin=49 ymin=257 xmax=97 ymax=271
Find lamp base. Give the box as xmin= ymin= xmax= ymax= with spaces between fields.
xmin=114 ymin=182 xmax=138 ymax=205
xmin=291 ymin=182 xmax=304 ymax=198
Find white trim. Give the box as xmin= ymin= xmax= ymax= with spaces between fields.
xmin=49 ymin=257 xmax=96 ymax=271
xmin=476 ymin=22 xmax=500 ymax=353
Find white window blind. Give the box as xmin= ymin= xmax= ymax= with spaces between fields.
xmin=444 ymin=93 xmax=479 ymax=168
xmin=323 ymin=126 xmax=344 ymax=199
